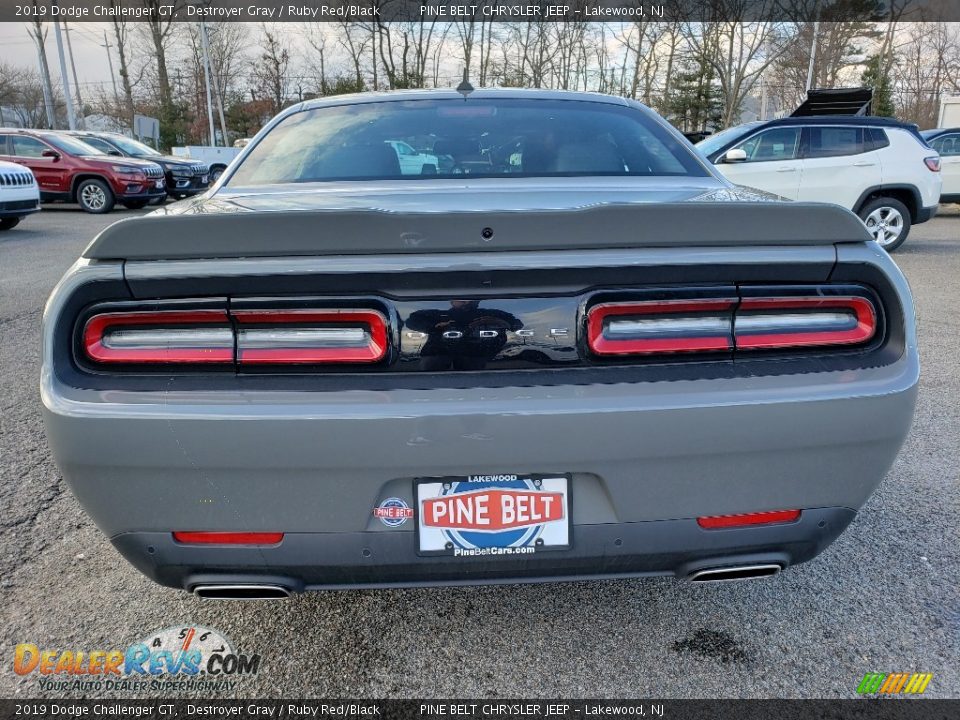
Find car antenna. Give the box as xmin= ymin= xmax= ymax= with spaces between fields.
xmin=456 ymin=69 xmax=474 ymax=100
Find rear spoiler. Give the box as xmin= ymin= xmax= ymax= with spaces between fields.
xmin=83 ymin=202 xmax=872 ymax=261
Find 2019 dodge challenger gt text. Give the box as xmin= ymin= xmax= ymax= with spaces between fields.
xmin=41 ymin=89 xmax=918 ymax=598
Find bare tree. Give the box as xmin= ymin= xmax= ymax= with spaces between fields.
xmin=683 ymin=6 xmax=799 ymax=127
xmin=109 ymin=0 xmax=136 ymax=128
xmin=250 ymin=24 xmax=291 ymax=115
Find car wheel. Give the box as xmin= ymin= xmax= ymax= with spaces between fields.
xmin=168 ymin=192 xmax=184 ymax=201
xmin=0 ymin=217 xmax=21 ymax=230
xmin=122 ymin=199 xmax=150 ymax=210
xmin=209 ymin=166 xmax=225 ymax=183
xmin=858 ymin=197 xmax=911 ymax=252
xmin=76 ymin=179 xmax=115 ymax=214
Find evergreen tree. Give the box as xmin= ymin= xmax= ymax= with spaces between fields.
xmin=861 ymin=54 xmax=895 ymax=118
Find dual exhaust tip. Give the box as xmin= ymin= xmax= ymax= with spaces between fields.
xmin=688 ymin=564 xmax=782 ymax=583
xmin=193 ymin=584 xmax=292 ymax=600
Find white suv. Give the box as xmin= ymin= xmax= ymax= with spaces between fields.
xmin=0 ymin=159 xmax=40 ymax=231
xmin=697 ymin=117 xmax=942 ymax=251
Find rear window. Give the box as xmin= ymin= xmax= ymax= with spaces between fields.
xmin=806 ymin=127 xmax=866 ymax=158
xmin=227 ymin=98 xmax=708 ymax=186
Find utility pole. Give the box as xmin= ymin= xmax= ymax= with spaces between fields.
xmin=63 ymin=23 xmax=85 ymax=128
xmin=51 ymin=7 xmax=77 ymax=130
xmin=200 ymin=21 xmax=228 ymax=146
xmin=197 ymin=21 xmax=216 ymax=145
xmin=101 ymin=30 xmax=121 ymax=112
xmin=805 ymin=20 xmax=820 ymax=94
xmin=28 ymin=19 xmax=56 ymax=128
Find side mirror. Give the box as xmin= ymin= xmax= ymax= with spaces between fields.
xmin=723 ymin=148 xmax=747 ymax=163
xmin=41 ymin=149 xmax=61 ymax=161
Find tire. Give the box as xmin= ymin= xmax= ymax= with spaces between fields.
xmin=76 ymin=178 xmax=115 ymax=214
xmin=858 ymin=196 xmax=911 ymax=252
xmin=209 ymin=166 xmax=225 ymax=183
xmin=0 ymin=217 xmax=21 ymax=231
xmin=122 ymin=199 xmax=150 ymax=210
xmin=168 ymin=192 xmax=184 ymax=201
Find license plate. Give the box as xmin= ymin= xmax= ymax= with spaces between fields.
xmin=201 ymin=175 xmax=209 ymax=183
xmin=415 ymin=474 xmax=571 ymax=557
xmin=155 ymin=179 xmax=165 ymax=188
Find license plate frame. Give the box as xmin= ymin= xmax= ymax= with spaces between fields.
xmin=414 ymin=473 xmax=572 ymax=557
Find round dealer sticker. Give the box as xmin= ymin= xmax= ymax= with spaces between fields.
xmin=374 ymin=497 xmax=413 ymax=527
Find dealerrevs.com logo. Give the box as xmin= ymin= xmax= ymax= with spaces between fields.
xmin=14 ymin=626 xmax=260 ymax=693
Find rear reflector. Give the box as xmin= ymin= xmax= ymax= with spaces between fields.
xmin=83 ymin=310 xmax=233 ymax=364
xmin=697 ymin=510 xmax=801 ymax=529
xmin=173 ymin=531 xmax=284 ymax=545
xmin=735 ymin=296 xmax=876 ymax=349
xmin=587 ymin=299 xmax=735 ymax=355
xmin=233 ymin=309 xmax=388 ymax=364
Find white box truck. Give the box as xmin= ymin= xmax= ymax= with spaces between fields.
xmin=170 ymin=146 xmax=242 ymax=183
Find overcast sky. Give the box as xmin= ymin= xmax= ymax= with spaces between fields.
xmin=1 ymin=22 xmax=125 ymax=89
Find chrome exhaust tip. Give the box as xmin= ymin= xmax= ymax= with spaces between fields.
xmin=192 ymin=584 xmax=292 ymax=600
xmin=688 ymin=564 xmax=782 ymax=583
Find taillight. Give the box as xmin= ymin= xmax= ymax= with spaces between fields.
xmin=173 ymin=531 xmax=284 ymax=545
xmin=697 ymin=509 xmax=801 ymax=529
xmin=734 ymin=296 xmax=876 ymax=350
xmin=587 ymin=299 xmax=735 ymax=355
xmin=82 ymin=310 xmax=233 ymax=364
xmin=924 ymin=156 xmax=941 ymax=171
xmin=587 ymin=289 xmax=878 ymax=358
xmin=233 ymin=309 xmax=388 ymax=364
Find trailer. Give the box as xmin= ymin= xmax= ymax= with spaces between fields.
xmin=938 ymin=95 xmax=960 ymax=128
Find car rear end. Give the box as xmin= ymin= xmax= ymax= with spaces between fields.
xmin=880 ymin=125 xmax=942 ymax=223
xmin=40 ymin=92 xmax=919 ymax=596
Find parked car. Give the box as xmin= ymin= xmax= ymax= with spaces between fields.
xmin=0 ymin=160 xmax=40 ymax=230
xmin=385 ymin=140 xmax=440 ymax=175
xmin=697 ymin=116 xmax=942 ymax=251
xmin=0 ymin=129 xmax=166 ymax=213
xmin=920 ymin=128 xmax=960 ymax=203
xmin=42 ymin=89 xmax=918 ymax=597
xmin=64 ymin=131 xmax=210 ymax=201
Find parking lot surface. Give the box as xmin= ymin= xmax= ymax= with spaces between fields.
xmin=1 ymin=205 xmax=958 ymax=698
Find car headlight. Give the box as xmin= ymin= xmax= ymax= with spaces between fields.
xmin=112 ymin=165 xmax=143 ymax=176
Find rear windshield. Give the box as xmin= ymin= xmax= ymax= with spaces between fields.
xmin=227 ymin=98 xmax=708 ymax=186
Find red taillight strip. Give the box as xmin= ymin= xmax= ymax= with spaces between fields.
xmin=83 ymin=310 xmax=233 ymax=364
xmin=697 ymin=509 xmax=801 ymax=529
xmin=173 ymin=531 xmax=284 ymax=545
xmin=734 ymin=296 xmax=876 ymax=349
xmin=232 ymin=308 xmax=388 ymax=364
xmin=587 ymin=299 xmax=735 ymax=356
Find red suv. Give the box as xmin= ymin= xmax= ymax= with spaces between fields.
xmin=0 ymin=129 xmax=166 ymax=213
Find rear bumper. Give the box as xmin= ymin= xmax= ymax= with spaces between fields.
xmin=43 ymin=353 xmax=918 ymax=590
xmin=114 ymin=507 xmax=856 ymax=591
xmin=915 ymin=204 xmax=938 ymax=223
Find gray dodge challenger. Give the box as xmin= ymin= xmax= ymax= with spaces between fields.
xmin=41 ymin=89 xmax=918 ymax=598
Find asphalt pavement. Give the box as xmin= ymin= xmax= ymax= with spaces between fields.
xmin=1 ymin=204 xmax=957 ymax=699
